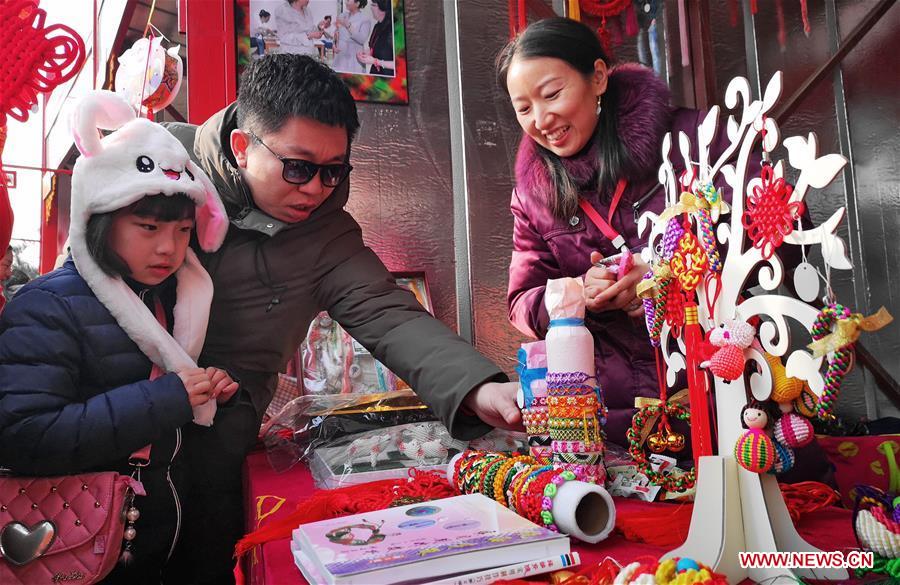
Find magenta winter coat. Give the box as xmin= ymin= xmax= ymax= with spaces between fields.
xmin=507 ymin=64 xmax=731 ymax=447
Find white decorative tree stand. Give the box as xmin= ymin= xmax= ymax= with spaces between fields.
xmin=638 ymin=71 xmax=853 ymax=583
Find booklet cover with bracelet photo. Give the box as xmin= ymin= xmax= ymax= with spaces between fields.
xmin=290 ymin=493 xmax=570 ymax=584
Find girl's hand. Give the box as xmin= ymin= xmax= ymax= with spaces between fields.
xmin=177 ymin=367 xmax=212 ymax=407
xmin=357 ymin=51 xmax=373 ymax=65
xmin=206 ymin=367 xmax=240 ymax=405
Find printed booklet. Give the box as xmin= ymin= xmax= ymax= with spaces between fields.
xmin=291 ymin=493 xmax=570 ymax=584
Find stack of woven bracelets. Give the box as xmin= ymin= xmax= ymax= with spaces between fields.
xmin=546 ymin=371 xmax=606 ymax=484
xmin=448 ymin=449 xmax=616 ymax=543
xmin=516 ymin=341 xmax=551 ymax=463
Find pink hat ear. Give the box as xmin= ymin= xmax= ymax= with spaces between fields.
xmin=190 ymin=161 xmax=228 ymax=252
xmin=71 ymin=91 xmax=136 ymax=157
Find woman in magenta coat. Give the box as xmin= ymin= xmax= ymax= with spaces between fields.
xmin=497 ymin=18 xmax=726 ymax=448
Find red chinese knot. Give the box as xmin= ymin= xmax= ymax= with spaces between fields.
xmin=742 ymin=164 xmax=804 ymax=259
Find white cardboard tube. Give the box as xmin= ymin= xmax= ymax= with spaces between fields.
xmin=551 ymin=479 xmax=616 ymax=543
xmin=446 ymin=454 xmax=616 ymax=544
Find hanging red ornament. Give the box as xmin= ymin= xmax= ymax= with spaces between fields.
xmin=742 ymin=164 xmax=804 ymax=260
xmin=0 ymin=1 xmax=86 ymax=123
xmin=664 ymin=282 xmax=686 ymax=333
xmin=670 ymin=225 xmax=709 ymax=293
xmin=578 ymin=0 xmax=632 ymax=18
xmin=800 ymin=0 xmax=811 ymax=37
xmin=0 ymin=0 xmax=86 ymax=253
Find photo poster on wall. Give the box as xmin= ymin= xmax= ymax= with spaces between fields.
xmin=236 ymin=0 xmax=408 ymax=104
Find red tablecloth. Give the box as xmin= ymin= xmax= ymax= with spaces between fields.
xmin=241 ymin=450 xmax=866 ymax=584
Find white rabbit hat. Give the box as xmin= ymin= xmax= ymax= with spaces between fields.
xmin=69 ymin=90 xmax=228 ymax=426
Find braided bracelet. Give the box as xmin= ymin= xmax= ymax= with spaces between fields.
xmin=540 ymin=469 xmax=579 ymax=532
xmin=811 ymin=302 xmax=854 ymax=421
xmin=507 ymin=465 xmax=536 ymax=514
xmin=521 ymin=469 xmax=561 ymax=525
xmin=552 ymin=440 xmax=603 ymax=453
xmin=548 ymin=395 xmax=598 ymax=407
xmin=453 ymin=451 xmax=481 ymax=492
xmin=514 ymin=465 xmax=553 ymax=516
xmin=627 ymin=404 xmax=696 ymax=493
xmin=480 ymin=457 xmax=508 ymax=494
xmin=492 ymin=455 xmax=535 ymax=506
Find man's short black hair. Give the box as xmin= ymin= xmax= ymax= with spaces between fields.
xmin=236 ymin=54 xmax=360 ymax=143
xmin=86 ymin=193 xmax=195 ymax=277
xmin=259 ymin=9 xmax=270 ymax=18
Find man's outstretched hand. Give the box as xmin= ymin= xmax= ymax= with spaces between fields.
xmin=462 ymin=381 xmax=524 ymax=432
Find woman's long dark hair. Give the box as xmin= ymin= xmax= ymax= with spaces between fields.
xmin=496 ymin=17 xmax=630 ymax=219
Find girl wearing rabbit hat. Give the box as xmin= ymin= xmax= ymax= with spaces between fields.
xmin=0 ymin=91 xmax=229 ymax=582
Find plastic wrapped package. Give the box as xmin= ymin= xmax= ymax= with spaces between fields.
xmin=261 ymin=390 xmax=438 ymax=473
xmin=301 ymin=312 xmax=408 ymax=394
xmin=308 ymin=423 xmax=529 ymax=489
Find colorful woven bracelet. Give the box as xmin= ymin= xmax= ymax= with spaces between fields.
xmin=523 ymin=469 xmax=562 ymax=525
xmin=548 ymin=395 xmax=598 ymax=407
xmin=540 ymin=469 xmax=579 ymax=531
xmin=552 ymin=440 xmax=603 ymax=453
xmin=493 ymin=455 xmax=535 ymax=507
xmin=514 ymin=465 xmax=552 ymax=515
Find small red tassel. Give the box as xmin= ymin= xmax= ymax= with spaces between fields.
xmin=800 ymin=0 xmax=811 ymax=36
xmin=624 ymin=2 xmax=638 ymax=36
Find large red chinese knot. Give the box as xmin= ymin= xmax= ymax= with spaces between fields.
xmin=0 ymin=0 xmax=86 ymax=251
xmin=742 ymin=164 xmax=804 ymax=259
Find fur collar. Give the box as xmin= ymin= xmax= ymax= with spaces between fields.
xmin=514 ymin=64 xmax=672 ymax=200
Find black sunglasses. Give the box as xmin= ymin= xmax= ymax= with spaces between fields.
xmin=248 ymin=131 xmax=352 ymax=188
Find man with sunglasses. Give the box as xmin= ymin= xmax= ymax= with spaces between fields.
xmin=164 ymin=54 xmax=521 ymax=584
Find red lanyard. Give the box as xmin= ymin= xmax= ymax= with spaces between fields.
xmin=578 ymin=178 xmax=628 ymax=252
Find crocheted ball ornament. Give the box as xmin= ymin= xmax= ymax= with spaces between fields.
xmin=735 ymin=429 xmax=775 ymax=474
xmin=774 ymin=412 xmax=814 ymax=448
xmin=794 ymin=386 xmax=819 ymax=418
xmin=769 ymin=439 xmax=796 ymax=474
xmin=708 ymin=345 xmax=745 ymax=381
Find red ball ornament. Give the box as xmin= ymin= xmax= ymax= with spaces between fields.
xmin=774 ymin=412 xmax=814 ymax=448
xmin=709 ymin=345 xmax=745 ymax=381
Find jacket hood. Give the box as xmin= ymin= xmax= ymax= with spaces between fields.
xmin=514 ymin=64 xmax=672 ymax=201
xmin=192 ymin=103 xmax=351 ymax=234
